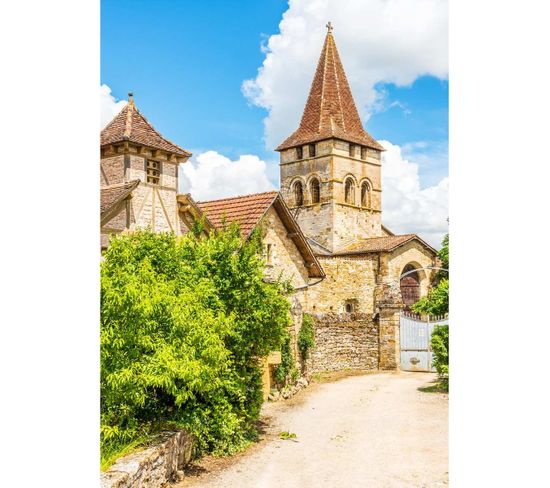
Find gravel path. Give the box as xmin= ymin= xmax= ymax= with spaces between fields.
xmin=177 ymin=371 xmax=448 ymax=488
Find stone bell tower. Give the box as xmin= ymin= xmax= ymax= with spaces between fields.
xmin=277 ymin=23 xmax=385 ymax=253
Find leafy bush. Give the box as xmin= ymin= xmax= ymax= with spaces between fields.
xmin=273 ymin=333 xmax=297 ymax=386
xmin=101 ymin=227 xmax=291 ymax=464
xmin=297 ymin=313 xmax=315 ymax=361
xmin=411 ymin=278 xmax=449 ymax=315
xmin=431 ymin=324 xmax=449 ymax=390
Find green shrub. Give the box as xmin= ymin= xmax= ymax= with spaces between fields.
xmin=273 ymin=333 xmax=297 ymax=386
xmin=101 ymin=227 xmax=291 ymax=464
xmin=411 ymin=278 xmax=449 ymax=315
xmin=298 ymin=313 xmax=315 ymax=361
xmin=431 ymin=324 xmax=449 ymax=390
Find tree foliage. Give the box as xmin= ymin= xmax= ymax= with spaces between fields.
xmin=411 ymin=233 xmax=449 ymax=315
xmin=100 ymin=227 xmax=291 ymax=463
xmin=431 ymin=324 xmax=449 ymax=390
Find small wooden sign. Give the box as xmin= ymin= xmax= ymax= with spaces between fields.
xmin=267 ymin=351 xmax=282 ymax=364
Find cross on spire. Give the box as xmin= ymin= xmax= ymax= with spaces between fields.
xmin=326 ymin=21 xmax=333 ymax=33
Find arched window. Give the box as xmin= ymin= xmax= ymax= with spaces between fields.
xmin=400 ymin=264 xmax=420 ymax=307
xmin=361 ymin=181 xmax=371 ymax=208
xmin=310 ymin=178 xmax=320 ymax=204
xmin=344 ymin=178 xmax=355 ymax=205
xmin=293 ymin=181 xmax=304 ymax=207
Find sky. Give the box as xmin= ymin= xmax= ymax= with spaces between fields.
xmin=101 ymin=0 xmax=448 ymax=246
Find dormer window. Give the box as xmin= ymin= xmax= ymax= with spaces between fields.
xmin=146 ymin=160 xmax=160 ymax=185
xmin=308 ymin=143 xmax=316 ymax=157
xmin=296 ymin=146 xmax=303 ymax=160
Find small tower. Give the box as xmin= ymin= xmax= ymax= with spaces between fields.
xmin=100 ymin=93 xmax=191 ymax=235
xmin=277 ymin=23 xmax=384 ymax=252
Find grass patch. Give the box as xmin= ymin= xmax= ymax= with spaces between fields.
xmin=100 ymin=435 xmax=151 ymax=472
xmin=418 ymin=380 xmax=448 ymax=393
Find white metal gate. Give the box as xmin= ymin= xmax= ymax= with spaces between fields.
xmin=400 ymin=312 xmax=448 ymax=372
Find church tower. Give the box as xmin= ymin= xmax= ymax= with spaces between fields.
xmin=277 ymin=23 xmax=384 ymax=253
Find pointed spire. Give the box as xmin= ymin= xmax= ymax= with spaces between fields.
xmin=276 ymin=25 xmax=383 ymax=152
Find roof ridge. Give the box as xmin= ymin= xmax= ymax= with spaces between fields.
xmin=197 ymin=190 xmax=278 ymax=205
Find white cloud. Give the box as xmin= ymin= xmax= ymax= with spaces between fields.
xmin=100 ymin=84 xmax=127 ymax=129
xmin=179 ymin=151 xmax=276 ymax=201
xmin=243 ymin=0 xmax=448 ymax=149
xmin=380 ymin=140 xmax=448 ymax=247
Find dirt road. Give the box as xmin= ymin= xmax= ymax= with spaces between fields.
xmin=178 ymin=372 xmax=448 ymax=488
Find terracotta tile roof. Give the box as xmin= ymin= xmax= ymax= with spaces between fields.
xmin=330 ymin=234 xmax=437 ymax=256
xmin=100 ymin=97 xmax=191 ymax=157
xmin=276 ymin=30 xmax=383 ymax=152
xmin=196 ymin=191 xmax=279 ymax=238
xmin=100 ymin=180 xmax=139 ymax=216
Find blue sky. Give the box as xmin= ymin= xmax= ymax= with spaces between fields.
xmin=101 ymin=0 xmax=448 ymax=245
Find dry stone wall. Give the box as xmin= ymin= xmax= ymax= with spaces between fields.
xmin=101 ymin=430 xmax=195 ymax=488
xmin=306 ymin=313 xmax=379 ymax=373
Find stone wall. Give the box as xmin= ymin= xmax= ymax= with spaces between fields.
xmin=306 ymin=255 xmax=378 ymax=315
xmin=261 ymin=207 xmax=310 ymax=290
xmin=101 ymin=430 xmax=195 ymax=488
xmin=306 ymin=313 xmax=379 ymax=373
xmin=279 ymin=138 xmax=383 ymax=252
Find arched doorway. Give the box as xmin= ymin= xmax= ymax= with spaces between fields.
xmin=400 ymin=264 xmax=420 ymax=307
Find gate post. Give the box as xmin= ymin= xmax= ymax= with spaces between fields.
xmin=375 ymin=281 xmax=405 ymax=370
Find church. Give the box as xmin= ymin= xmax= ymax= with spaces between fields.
xmin=100 ymin=25 xmax=437 ymax=375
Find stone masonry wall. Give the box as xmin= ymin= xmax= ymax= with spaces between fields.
xmin=261 ymin=207 xmax=310 ymax=290
xmin=101 ymin=430 xmax=195 ymax=488
xmin=306 ymin=313 xmax=379 ymax=373
xmin=306 ymin=255 xmax=378 ymax=315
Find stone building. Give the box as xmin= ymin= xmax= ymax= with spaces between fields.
xmin=275 ymin=25 xmax=438 ymax=372
xmin=100 ymin=94 xmax=191 ymax=249
xmin=99 ymin=25 xmax=440 ymax=379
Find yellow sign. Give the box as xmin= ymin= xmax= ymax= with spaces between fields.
xmin=267 ymin=351 xmax=282 ymax=364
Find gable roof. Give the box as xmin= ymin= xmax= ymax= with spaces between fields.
xmin=276 ymin=28 xmax=383 ymax=152
xmin=196 ymin=191 xmax=279 ymax=238
xmin=330 ymin=234 xmax=437 ymax=256
xmin=178 ymin=191 xmax=325 ymax=279
xmin=101 ymin=96 xmax=191 ymax=158
xmin=100 ymin=180 xmax=140 ymax=216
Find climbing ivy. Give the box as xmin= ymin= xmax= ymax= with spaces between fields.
xmin=298 ymin=313 xmax=316 ymax=360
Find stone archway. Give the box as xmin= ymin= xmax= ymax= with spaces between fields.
xmin=400 ymin=264 xmax=421 ymax=308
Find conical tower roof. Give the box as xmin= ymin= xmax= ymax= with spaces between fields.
xmin=101 ymin=94 xmax=191 ymax=157
xmin=276 ymin=25 xmax=383 ymax=152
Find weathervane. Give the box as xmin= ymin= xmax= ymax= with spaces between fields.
xmin=326 ymin=21 xmax=333 ymax=33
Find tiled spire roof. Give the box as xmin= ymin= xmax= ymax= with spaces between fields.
xmin=276 ymin=26 xmax=383 ymax=152
xmin=101 ymin=94 xmax=191 ymax=157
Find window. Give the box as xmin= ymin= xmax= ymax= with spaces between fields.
xmin=361 ymin=146 xmax=367 ymax=159
xmin=293 ymin=181 xmax=304 ymax=206
xmin=308 ymin=143 xmax=316 ymax=158
xmin=361 ymin=181 xmax=371 ymax=208
xmin=344 ymin=178 xmax=355 ymax=205
xmin=349 ymin=144 xmax=355 ymax=157
xmin=344 ymin=300 xmax=356 ymax=313
xmin=266 ymin=243 xmax=273 ymax=265
xmin=146 ymin=160 xmax=160 ymax=185
xmin=310 ymin=178 xmax=320 ymax=204
xmin=296 ymin=146 xmax=303 ymax=159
